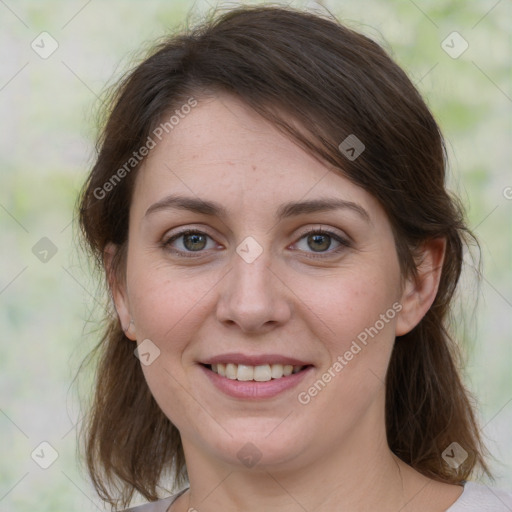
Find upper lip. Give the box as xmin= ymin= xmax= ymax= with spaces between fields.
xmin=201 ymin=353 xmax=313 ymax=367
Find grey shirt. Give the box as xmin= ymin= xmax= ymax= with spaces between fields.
xmin=124 ymin=482 xmax=512 ymax=511
xmin=123 ymin=488 xmax=187 ymax=512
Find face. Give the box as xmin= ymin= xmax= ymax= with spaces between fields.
xmin=113 ymin=93 xmax=425 ymax=472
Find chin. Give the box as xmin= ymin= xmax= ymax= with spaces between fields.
xmin=196 ymin=419 xmax=311 ymax=469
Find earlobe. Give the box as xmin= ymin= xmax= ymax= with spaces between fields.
xmin=104 ymin=243 xmax=137 ymax=341
xmin=122 ymin=318 xmax=136 ymax=338
xmin=395 ymin=238 xmax=446 ymax=336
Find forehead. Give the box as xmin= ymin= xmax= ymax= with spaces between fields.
xmin=133 ymin=93 xmax=379 ymax=218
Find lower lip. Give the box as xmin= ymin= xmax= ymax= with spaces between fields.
xmin=200 ymin=365 xmax=313 ymax=399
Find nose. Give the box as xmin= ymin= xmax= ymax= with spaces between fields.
xmin=215 ymin=244 xmax=292 ymax=334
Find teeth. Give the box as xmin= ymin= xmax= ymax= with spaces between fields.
xmin=226 ymin=363 xmax=237 ymax=380
xmin=209 ymin=363 xmax=304 ymax=381
xmin=254 ymin=365 xmax=272 ymax=381
xmin=271 ymin=364 xmax=284 ymax=379
xmin=237 ymin=364 xmax=254 ymax=381
xmin=217 ymin=363 xmax=226 ymax=377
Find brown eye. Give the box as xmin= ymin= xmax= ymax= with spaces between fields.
xmin=307 ymin=233 xmax=332 ymax=252
xmin=293 ymin=228 xmax=351 ymax=258
xmin=163 ymin=229 xmax=216 ymax=257
xmin=182 ymin=232 xmax=207 ymax=251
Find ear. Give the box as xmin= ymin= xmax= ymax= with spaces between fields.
xmin=395 ymin=237 xmax=446 ymax=336
xmin=104 ymin=243 xmax=137 ymax=341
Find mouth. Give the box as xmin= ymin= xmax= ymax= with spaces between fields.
xmin=202 ymin=363 xmax=310 ymax=382
xmin=198 ymin=356 xmax=314 ymax=399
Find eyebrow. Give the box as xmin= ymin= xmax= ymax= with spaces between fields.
xmin=144 ymin=194 xmax=371 ymax=223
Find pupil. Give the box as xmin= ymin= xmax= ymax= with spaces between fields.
xmin=309 ymin=234 xmax=330 ymax=252
xmin=184 ymin=233 xmax=206 ymax=251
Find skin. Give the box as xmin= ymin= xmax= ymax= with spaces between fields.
xmin=110 ymin=93 xmax=463 ymax=511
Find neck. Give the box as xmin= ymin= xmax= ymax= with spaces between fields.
xmin=180 ymin=403 xmax=430 ymax=511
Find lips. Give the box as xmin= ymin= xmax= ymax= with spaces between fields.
xmin=200 ymin=363 xmax=313 ymax=399
xmin=201 ymin=353 xmax=311 ymax=367
xmin=198 ymin=353 xmax=313 ymax=396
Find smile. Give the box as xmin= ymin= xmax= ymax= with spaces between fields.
xmin=198 ymin=355 xmax=314 ymax=400
xmin=207 ymin=363 xmax=305 ymax=381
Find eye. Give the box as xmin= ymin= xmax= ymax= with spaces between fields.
xmin=162 ymin=227 xmax=351 ymax=259
xmin=292 ymin=228 xmax=351 ymax=258
xmin=162 ymin=229 xmax=218 ymax=257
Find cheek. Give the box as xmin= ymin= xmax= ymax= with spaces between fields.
xmin=298 ymin=265 xmax=400 ymax=351
xmin=125 ymin=265 xmax=208 ymax=430
xmin=126 ymin=257 xmax=212 ymax=344
xmin=295 ymin=268 xmax=402 ymax=422
xmin=295 ymin=274 xmax=400 ymax=438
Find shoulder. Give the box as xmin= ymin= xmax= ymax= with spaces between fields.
xmin=121 ymin=488 xmax=188 ymax=512
xmin=447 ymin=482 xmax=512 ymax=511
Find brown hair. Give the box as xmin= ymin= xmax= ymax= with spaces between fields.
xmin=78 ymin=4 xmax=490 ymax=509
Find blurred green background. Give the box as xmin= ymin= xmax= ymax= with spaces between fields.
xmin=1 ymin=0 xmax=511 ymax=510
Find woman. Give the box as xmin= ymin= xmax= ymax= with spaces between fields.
xmin=77 ymin=5 xmax=512 ymax=511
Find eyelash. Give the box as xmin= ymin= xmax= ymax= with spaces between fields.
xmin=161 ymin=228 xmax=351 ymax=259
